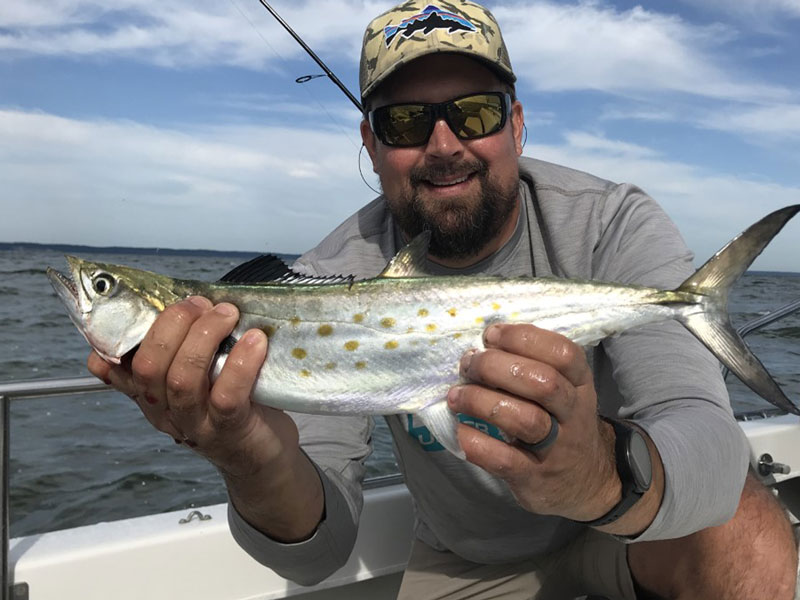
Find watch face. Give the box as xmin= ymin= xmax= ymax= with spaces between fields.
xmin=628 ymin=432 xmax=652 ymax=491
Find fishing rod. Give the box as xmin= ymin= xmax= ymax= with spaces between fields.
xmin=256 ymin=0 xmax=364 ymax=112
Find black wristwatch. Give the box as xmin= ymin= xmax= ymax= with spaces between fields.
xmin=578 ymin=418 xmax=652 ymax=528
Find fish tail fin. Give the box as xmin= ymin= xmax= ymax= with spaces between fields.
xmin=675 ymin=204 xmax=800 ymax=415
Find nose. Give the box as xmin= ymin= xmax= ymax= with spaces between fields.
xmin=425 ymin=118 xmax=464 ymax=159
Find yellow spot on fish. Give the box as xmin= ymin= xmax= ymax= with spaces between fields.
xmin=262 ymin=325 xmax=276 ymax=338
xmin=453 ymin=333 xmax=462 ymax=339
xmin=406 ymin=327 xmax=415 ymax=333
xmin=447 ymin=308 xmax=457 ymax=317
xmin=355 ymin=361 xmax=367 ymax=370
xmin=300 ymin=369 xmax=311 ymax=378
xmin=492 ymin=302 xmax=501 ymax=311
xmin=426 ymin=323 xmax=437 ymax=332
xmin=384 ymin=340 xmax=398 ymax=350
xmin=344 ymin=340 xmax=359 ymax=351
xmin=511 ymin=312 xmax=520 ymax=319
xmin=292 ymin=348 xmax=307 ymax=360
xmin=353 ymin=313 xmax=364 ymax=323
xmin=475 ymin=317 xmax=484 ymax=325
xmin=380 ymin=317 xmax=396 ymax=328
xmin=317 ymin=324 xmax=333 ymax=337
xmin=429 ymin=339 xmax=438 ymax=346
xmin=290 ymin=316 xmax=301 ymax=327
xmin=325 ymin=362 xmax=337 ymax=370
xmin=418 ymin=308 xmax=429 ymax=317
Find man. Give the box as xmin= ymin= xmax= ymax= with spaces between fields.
xmin=89 ymin=1 xmax=797 ymax=598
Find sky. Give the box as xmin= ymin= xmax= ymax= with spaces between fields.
xmin=1 ymin=0 xmax=799 ymax=271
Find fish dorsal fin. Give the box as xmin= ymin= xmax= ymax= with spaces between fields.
xmin=219 ymin=255 xmax=354 ymax=286
xmin=378 ymin=231 xmax=432 ymax=278
xmin=220 ymin=254 xmax=293 ymax=283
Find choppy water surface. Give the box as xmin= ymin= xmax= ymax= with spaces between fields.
xmin=2 ymin=248 xmax=798 ymax=537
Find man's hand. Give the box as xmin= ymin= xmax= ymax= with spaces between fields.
xmin=447 ymin=323 xmax=663 ymax=536
xmin=87 ymin=296 xmax=324 ymax=542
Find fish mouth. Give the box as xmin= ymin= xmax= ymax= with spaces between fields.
xmin=47 ymin=265 xmax=81 ymax=315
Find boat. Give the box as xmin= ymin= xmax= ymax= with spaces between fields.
xmin=4 ymin=295 xmax=800 ymax=599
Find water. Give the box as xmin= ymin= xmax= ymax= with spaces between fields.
xmin=2 ymin=248 xmax=799 ymax=538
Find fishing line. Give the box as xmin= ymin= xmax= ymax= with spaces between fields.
xmin=226 ymin=0 xmax=361 ymax=150
xmin=358 ymin=144 xmax=381 ymax=195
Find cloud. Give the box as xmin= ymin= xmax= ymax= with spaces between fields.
xmin=2 ymin=0 xmax=792 ymax=107
xmin=0 ymin=0 xmax=388 ymax=69
xmin=680 ymin=0 xmax=800 ymax=26
xmin=494 ymin=1 xmax=789 ymax=102
xmin=0 ymin=108 xmax=375 ymax=254
xmin=599 ymin=99 xmax=800 ymax=146
xmin=699 ymin=104 xmax=800 ymax=139
xmin=526 ymin=132 xmax=800 ymax=271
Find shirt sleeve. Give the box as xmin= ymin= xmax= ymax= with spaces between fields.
xmin=227 ymin=413 xmax=373 ymax=585
xmin=592 ymin=185 xmax=750 ymax=541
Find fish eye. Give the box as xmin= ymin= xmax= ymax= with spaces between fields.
xmin=92 ymin=273 xmax=116 ymax=296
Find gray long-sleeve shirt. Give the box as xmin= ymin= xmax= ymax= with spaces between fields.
xmin=229 ymin=157 xmax=749 ymax=585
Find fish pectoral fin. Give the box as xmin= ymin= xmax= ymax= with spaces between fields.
xmin=417 ymin=401 xmax=465 ymax=459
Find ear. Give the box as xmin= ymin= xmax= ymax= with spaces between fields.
xmin=511 ymin=101 xmax=524 ymax=156
xmin=360 ymin=118 xmax=380 ymax=174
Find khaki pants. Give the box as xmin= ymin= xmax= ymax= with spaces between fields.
xmin=397 ymin=528 xmax=637 ymax=600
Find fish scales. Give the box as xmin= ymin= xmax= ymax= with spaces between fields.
xmin=201 ymin=276 xmax=692 ymax=415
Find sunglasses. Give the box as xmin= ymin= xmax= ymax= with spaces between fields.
xmin=368 ymin=92 xmax=512 ymax=148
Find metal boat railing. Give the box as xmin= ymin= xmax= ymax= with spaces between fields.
xmin=0 ymin=377 xmax=403 ymax=599
xmin=2 ymin=295 xmax=799 ymax=599
xmin=1 ymin=377 xmax=110 ymax=599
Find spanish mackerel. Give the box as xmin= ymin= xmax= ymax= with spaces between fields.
xmin=47 ymin=205 xmax=800 ymax=457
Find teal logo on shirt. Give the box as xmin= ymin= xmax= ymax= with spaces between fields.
xmin=406 ymin=414 xmax=505 ymax=451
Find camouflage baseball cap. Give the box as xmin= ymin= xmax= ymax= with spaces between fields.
xmin=359 ymin=1 xmax=516 ymax=101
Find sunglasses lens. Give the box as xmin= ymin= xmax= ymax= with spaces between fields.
xmin=447 ymin=94 xmax=505 ymax=139
xmin=375 ymin=104 xmax=432 ymax=147
xmin=372 ymin=93 xmax=508 ymax=147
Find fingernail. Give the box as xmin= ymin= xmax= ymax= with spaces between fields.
xmin=243 ymin=329 xmax=266 ymax=346
xmin=145 ymin=393 xmax=158 ymax=405
xmin=484 ymin=325 xmax=500 ymax=345
xmin=214 ymin=303 xmax=237 ymax=317
xmin=188 ymin=296 xmax=209 ymax=308
xmin=461 ymin=349 xmax=477 ymax=373
xmin=447 ymin=386 xmax=461 ymax=407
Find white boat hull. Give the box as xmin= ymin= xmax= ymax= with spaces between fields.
xmin=9 ymin=416 xmax=800 ymax=599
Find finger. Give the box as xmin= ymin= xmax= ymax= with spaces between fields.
xmin=460 ymin=348 xmax=575 ymax=423
xmin=483 ymin=324 xmax=591 ymax=387
xmin=447 ymin=384 xmax=553 ymax=445
xmin=87 ymin=350 xmax=113 ymax=385
xmin=165 ymin=302 xmax=239 ymax=428
xmin=207 ymin=328 xmax=268 ymax=431
xmin=456 ymin=422 xmax=532 ymax=483
xmin=88 ymin=350 xmax=136 ymax=395
xmin=88 ymin=350 xmax=186 ymax=440
xmin=131 ymin=296 xmax=213 ymax=407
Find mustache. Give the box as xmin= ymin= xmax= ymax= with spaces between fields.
xmin=409 ymin=159 xmax=488 ymax=185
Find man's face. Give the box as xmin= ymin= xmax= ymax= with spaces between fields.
xmin=361 ymin=54 xmax=525 ymax=263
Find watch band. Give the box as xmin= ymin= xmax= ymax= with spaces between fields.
xmin=577 ymin=418 xmax=650 ymax=528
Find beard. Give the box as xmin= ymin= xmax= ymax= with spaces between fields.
xmin=385 ymin=159 xmax=519 ymax=260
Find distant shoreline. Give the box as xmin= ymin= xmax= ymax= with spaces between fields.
xmin=0 ymin=242 xmax=796 ymax=276
xmin=0 ymin=241 xmax=264 ymax=259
